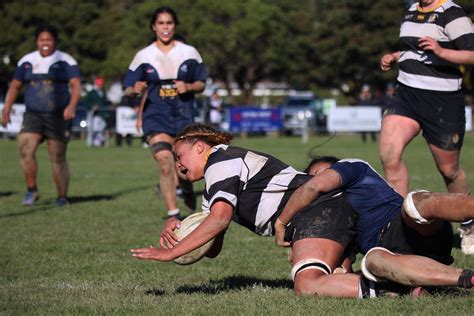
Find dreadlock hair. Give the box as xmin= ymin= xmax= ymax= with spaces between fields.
xmin=304 ymin=155 xmax=340 ymax=173
xmin=174 ymin=123 xmax=233 ymax=146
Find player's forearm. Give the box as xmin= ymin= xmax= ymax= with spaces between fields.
xmin=438 ymin=49 xmax=474 ymax=65
xmin=3 ymin=81 xmax=22 ymax=112
xmin=169 ymin=203 xmax=231 ymax=259
xmin=68 ymin=78 xmax=81 ymax=109
xmin=278 ymin=185 xmax=321 ymax=225
xmin=186 ymin=81 xmax=205 ymax=93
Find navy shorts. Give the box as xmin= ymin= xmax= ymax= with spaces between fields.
xmin=142 ymin=101 xmax=194 ymax=138
xmin=20 ymin=111 xmax=71 ymax=143
xmin=385 ymin=83 xmax=465 ymax=150
xmin=379 ymin=211 xmax=454 ymax=265
xmin=284 ymin=193 xmax=356 ymax=249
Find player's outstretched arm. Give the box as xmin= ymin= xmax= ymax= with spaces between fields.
xmin=131 ymin=201 xmax=232 ymax=261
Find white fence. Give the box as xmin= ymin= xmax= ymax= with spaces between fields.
xmin=327 ymin=106 xmax=472 ymax=132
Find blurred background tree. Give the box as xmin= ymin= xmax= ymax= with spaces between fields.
xmin=0 ymin=0 xmax=472 ymax=103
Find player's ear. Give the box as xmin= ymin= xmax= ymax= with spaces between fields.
xmin=195 ymin=141 xmax=205 ymax=155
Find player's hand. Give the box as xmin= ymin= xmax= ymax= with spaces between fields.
xmin=274 ymin=218 xmax=290 ymax=247
xmin=380 ymin=53 xmax=396 ymax=71
xmin=133 ymin=81 xmax=148 ymax=95
xmin=174 ymin=80 xmax=188 ymax=94
xmin=159 ymin=216 xmax=181 ymax=249
xmin=418 ymin=37 xmax=442 ymax=56
xmin=63 ymin=105 xmax=76 ymax=120
xmin=131 ymin=245 xmax=174 ymax=261
xmin=1 ymin=109 xmax=11 ymax=127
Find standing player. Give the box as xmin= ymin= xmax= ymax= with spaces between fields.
xmin=1 ymin=25 xmax=81 ymax=206
xmin=378 ymin=0 xmax=474 ymax=252
xmin=124 ymin=6 xmax=206 ymax=219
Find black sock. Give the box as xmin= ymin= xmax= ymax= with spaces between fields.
xmin=27 ymin=186 xmax=37 ymax=192
xmin=458 ymin=269 xmax=473 ymax=288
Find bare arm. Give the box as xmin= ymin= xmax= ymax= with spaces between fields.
xmin=419 ymin=36 xmax=474 ymax=64
xmin=275 ymin=169 xmax=342 ymax=247
xmin=174 ymin=80 xmax=205 ymax=94
xmin=63 ymin=77 xmax=81 ymax=120
xmin=135 ymin=89 xmax=148 ymax=134
xmin=131 ymin=201 xmax=233 ymax=261
xmin=1 ymin=79 xmax=23 ymax=127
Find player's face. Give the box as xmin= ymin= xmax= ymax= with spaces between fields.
xmin=36 ymin=31 xmax=56 ymax=57
xmin=153 ymin=12 xmax=175 ymax=45
xmin=174 ymin=140 xmax=206 ymax=182
xmin=308 ymin=162 xmax=332 ymax=176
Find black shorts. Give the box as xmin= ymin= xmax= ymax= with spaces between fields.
xmin=385 ymin=83 xmax=465 ymax=150
xmin=379 ymin=211 xmax=454 ymax=265
xmin=21 ymin=111 xmax=71 ymax=143
xmin=284 ymin=193 xmax=356 ymax=249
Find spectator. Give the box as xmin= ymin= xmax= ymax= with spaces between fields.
xmin=1 ymin=25 xmax=81 ymax=206
xmin=208 ymin=89 xmax=223 ymax=130
xmin=354 ymin=84 xmax=377 ymax=143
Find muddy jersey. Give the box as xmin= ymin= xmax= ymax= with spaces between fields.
xmin=330 ymin=159 xmax=403 ymax=253
xmin=398 ymin=0 xmax=474 ymax=91
xmin=201 ymin=145 xmax=311 ymax=236
xmin=123 ymin=41 xmax=206 ymax=110
xmin=14 ymin=50 xmax=80 ymax=113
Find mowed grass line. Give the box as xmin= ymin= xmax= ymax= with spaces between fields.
xmin=1 ymin=133 xmax=473 ymax=314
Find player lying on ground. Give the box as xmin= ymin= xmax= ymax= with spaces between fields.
xmin=274 ymin=155 xmax=474 ymax=296
xmin=131 ymin=124 xmax=474 ymax=297
xmin=132 ymin=123 xmax=367 ymax=298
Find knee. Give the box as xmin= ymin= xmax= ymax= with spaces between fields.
xmin=437 ymin=163 xmax=463 ymax=181
xmin=380 ymin=147 xmax=401 ymax=167
xmin=19 ymin=144 xmax=34 ymax=161
xmin=156 ymin=153 xmax=174 ymax=176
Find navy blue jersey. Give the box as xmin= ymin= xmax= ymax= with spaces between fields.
xmin=202 ymin=145 xmax=310 ymax=236
xmin=330 ymin=159 xmax=403 ymax=253
xmin=14 ymin=50 xmax=80 ymax=113
xmin=123 ymin=41 xmax=207 ymax=112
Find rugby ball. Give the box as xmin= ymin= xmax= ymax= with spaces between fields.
xmin=172 ymin=212 xmax=215 ymax=265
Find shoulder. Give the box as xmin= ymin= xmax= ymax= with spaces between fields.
xmin=56 ymin=50 xmax=78 ymax=66
xmin=175 ymin=42 xmax=203 ymax=62
xmin=129 ymin=43 xmax=156 ymax=70
xmin=17 ymin=51 xmax=38 ymax=67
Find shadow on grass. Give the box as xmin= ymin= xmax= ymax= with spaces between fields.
xmin=0 ymin=185 xmax=151 ymax=219
xmin=0 ymin=191 xmax=16 ymax=198
xmin=144 ymin=275 xmax=293 ymax=296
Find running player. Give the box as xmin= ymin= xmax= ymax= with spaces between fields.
xmin=124 ymin=6 xmax=206 ymax=219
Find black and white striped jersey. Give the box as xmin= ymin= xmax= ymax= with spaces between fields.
xmin=398 ymin=0 xmax=474 ymax=91
xmin=201 ymin=145 xmax=310 ymax=236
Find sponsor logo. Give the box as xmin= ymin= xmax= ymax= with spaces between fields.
xmin=180 ymin=64 xmax=188 ymax=72
xmin=146 ymin=68 xmax=155 ymax=73
xmin=452 ymin=133 xmax=460 ymax=144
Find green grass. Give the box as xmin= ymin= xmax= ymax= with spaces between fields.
xmin=1 ymin=133 xmax=473 ymax=314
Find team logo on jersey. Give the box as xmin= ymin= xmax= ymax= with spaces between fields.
xmin=417 ymin=14 xmax=425 ymax=21
xmin=180 ymin=64 xmax=188 ymax=73
xmin=427 ymin=13 xmax=438 ymax=23
xmin=452 ymin=133 xmax=460 ymax=144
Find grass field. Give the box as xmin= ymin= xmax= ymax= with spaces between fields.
xmin=1 ymin=133 xmax=473 ymax=314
